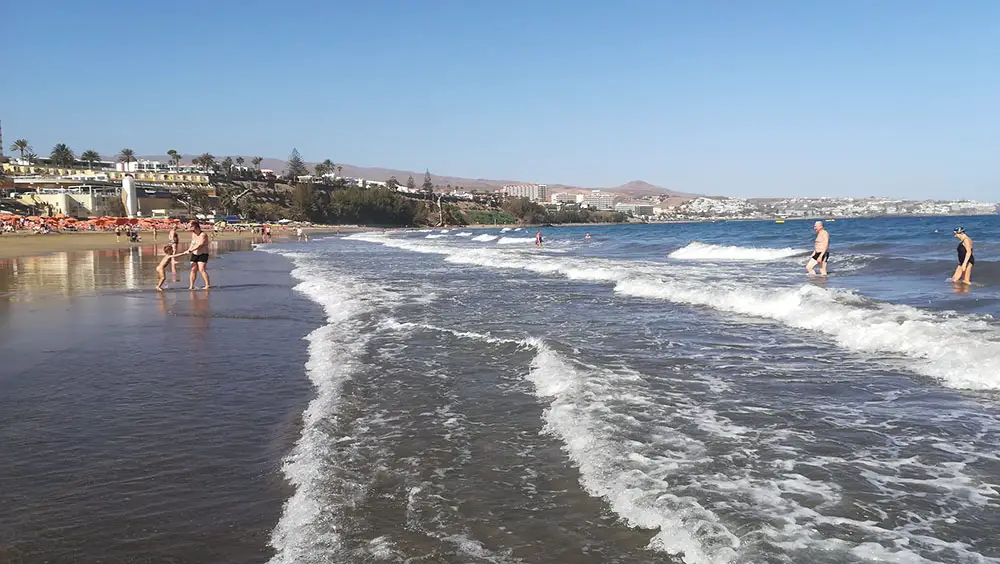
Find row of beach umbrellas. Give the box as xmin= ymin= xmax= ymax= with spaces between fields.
xmin=1 ymin=214 xmax=289 ymax=229
xmin=0 ymin=214 xmax=184 ymax=229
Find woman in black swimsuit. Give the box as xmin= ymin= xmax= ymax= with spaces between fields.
xmin=952 ymin=227 xmax=974 ymax=285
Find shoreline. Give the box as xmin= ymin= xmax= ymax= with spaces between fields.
xmin=0 ymin=226 xmax=361 ymax=260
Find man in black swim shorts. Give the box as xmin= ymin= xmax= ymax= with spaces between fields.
xmin=185 ymin=220 xmax=211 ymax=289
xmin=806 ymin=221 xmax=830 ymax=276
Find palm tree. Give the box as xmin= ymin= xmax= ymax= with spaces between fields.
xmin=234 ymin=156 xmax=245 ymax=180
xmin=167 ymin=149 xmax=181 ymax=167
xmin=50 ymin=143 xmax=76 ymax=167
xmin=320 ymin=159 xmax=335 ymax=178
xmin=119 ymin=148 xmax=136 ymax=170
xmin=197 ymin=153 xmax=216 ymax=173
xmin=251 ymin=156 xmax=263 ymax=171
xmin=222 ymin=156 xmax=234 ymax=180
xmin=80 ymin=150 xmax=101 ymax=168
xmin=10 ymin=139 xmax=31 ymax=161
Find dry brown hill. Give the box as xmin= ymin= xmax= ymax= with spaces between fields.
xmin=138 ymin=155 xmax=699 ymax=198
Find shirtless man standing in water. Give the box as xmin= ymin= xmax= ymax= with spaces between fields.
xmin=186 ymin=220 xmax=211 ymax=289
xmin=806 ymin=221 xmax=830 ymax=276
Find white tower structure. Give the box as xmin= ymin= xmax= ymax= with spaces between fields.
xmin=122 ymin=174 xmax=137 ymax=218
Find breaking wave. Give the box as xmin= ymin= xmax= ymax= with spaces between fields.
xmin=345 ymin=232 xmax=1000 ymax=391
xmin=669 ymin=241 xmax=805 ymax=261
xmin=497 ymin=236 xmax=537 ymax=245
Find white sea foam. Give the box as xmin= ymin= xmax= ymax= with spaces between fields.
xmin=443 ymin=534 xmax=518 ymax=563
xmin=425 ymin=234 xmax=447 ymax=239
xmin=266 ymin=252 xmax=394 ymax=564
xmin=376 ymin=319 xmax=739 ymax=562
xmin=615 ymin=279 xmax=1000 ymax=390
xmin=345 ymin=232 xmax=1000 ymax=391
xmin=524 ymin=341 xmax=740 ymax=564
xmin=669 ymin=241 xmax=805 ymax=261
xmin=268 ymin=239 xmax=1000 ymax=564
xmin=454 ymin=231 xmax=473 ymax=237
xmin=471 ymin=234 xmax=499 ymax=242
xmin=522 ymin=340 xmax=1000 ymax=563
xmin=497 ymin=236 xmax=537 ymax=245
xmin=293 ymin=257 xmax=999 ymax=562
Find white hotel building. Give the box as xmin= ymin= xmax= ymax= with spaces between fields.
xmin=580 ymin=190 xmax=615 ymax=211
xmin=502 ymin=183 xmax=548 ymax=202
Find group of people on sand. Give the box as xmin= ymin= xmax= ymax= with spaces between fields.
xmin=805 ymin=220 xmax=977 ymax=285
xmin=155 ymin=220 xmax=212 ymax=291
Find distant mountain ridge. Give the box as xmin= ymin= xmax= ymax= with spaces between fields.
xmin=136 ymin=154 xmax=697 ymax=199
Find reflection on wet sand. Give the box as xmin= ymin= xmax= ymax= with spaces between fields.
xmin=0 ymin=240 xmax=254 ymax=301
xmin=189 ymin=289 xmax=211 ymax=344
xmin=157 ymin=290 xmax=170 ymax=316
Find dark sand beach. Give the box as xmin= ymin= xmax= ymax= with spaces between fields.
xmin=0 ymin=240 xmax=319 ymax=563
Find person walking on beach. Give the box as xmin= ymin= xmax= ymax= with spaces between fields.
xmin=168 ymin=224 xmax=180 ymax=279
xmin=186 ymin=220 xmax=211 ymax=290
xmin=952 ymin=227 xmax=974 ymax=284
xmin=806 ymin=221 xmax=830 ymax=276
xmin=535 ymin=230 xmax=543 ymax=247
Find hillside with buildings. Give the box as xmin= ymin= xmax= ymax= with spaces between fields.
xmin=2 ymin=142 xmax=996 ymax=225
xmin=135 ymin=155 xmax=692 ymax=199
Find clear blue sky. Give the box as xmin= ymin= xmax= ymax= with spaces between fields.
xmin=3 ymin=0 xmax=998 ymax=199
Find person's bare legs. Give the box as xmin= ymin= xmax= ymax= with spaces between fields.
xmin=189 ymin=263 xmax=197 ymax=290
xmin=952 ymin=265 xmax=965 ymax=283
xmin=198 ymin=262 xmax=210 ymax=289
xmin=819 ymin=258 xmax=828 ymax=277
xmin=962 ymin=264 xmax=973 ymax=285
xmin=806 ymin=258 xmax=817 ymax=275
xmin=156 ymin=270 xmax=166 ymax=291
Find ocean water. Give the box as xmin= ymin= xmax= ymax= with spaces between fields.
xmin=263 ymin=216 xmax=1000 ymax=564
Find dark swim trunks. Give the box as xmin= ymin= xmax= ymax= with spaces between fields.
xmin=190 ymin=253 xmax=209 ymax=263
xmin=811 ymin=251 xmax=829 ymax=262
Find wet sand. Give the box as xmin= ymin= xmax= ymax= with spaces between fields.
xmin=0 ymin=227 xmax=356 ymax=260
xmin=0 ymin=240 xmax=320 ymax=562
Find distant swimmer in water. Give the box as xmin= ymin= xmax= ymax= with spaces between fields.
xmin=585 ymin=233 xmax=591 ymax=240
xmin=952 ymin=227 xmax=974 ymax=284
xmin=806 ymin=221 xmax=830 ymax=276
xmin=536 ymin=230 xmax=543 ymax=247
